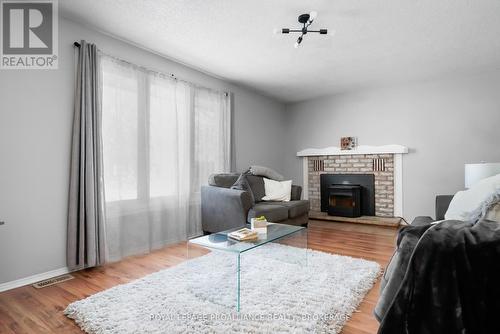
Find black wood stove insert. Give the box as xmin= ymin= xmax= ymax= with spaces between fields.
xmin=328 ymin=185 xmax=362 ymax=217
xmin=320 ymin=174 xmax=375 ymax=217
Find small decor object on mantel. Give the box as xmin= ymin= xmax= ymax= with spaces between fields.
xmin=341 ymin=137 xmax=357 ymax=150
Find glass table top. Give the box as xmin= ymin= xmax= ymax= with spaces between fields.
xmin=188 ymin=223 xmax=305 ymax=254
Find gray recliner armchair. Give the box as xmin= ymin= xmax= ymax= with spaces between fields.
xmin=201 ymin=173 xmax=309 ymax=233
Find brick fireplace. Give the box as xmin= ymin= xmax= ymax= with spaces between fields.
xmin=297 ymin=145 xmax=408 ymax=218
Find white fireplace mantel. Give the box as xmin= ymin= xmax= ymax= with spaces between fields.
xmin=297 ymin=144 xmax=408 ymax=157
xmin=297 ymin=144 xmax=409 ymax=218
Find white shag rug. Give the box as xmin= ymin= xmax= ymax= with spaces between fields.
xmin=65 ymin=243 xmax=380 ymax=333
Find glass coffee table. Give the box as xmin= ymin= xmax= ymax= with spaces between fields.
xmin=187 ymin=223 xmax=307 ymax=312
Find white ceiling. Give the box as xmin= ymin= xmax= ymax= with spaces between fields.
xmin=60 ymin=0 xmax=500 ymax=103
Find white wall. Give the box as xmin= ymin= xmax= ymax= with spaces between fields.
xmin=0 ymin=17 xmax=286 ymax=285
xmin=284 ymin=71 xmax=500 ymax=221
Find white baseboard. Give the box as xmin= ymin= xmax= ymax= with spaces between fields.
xmin=0 ymin=267 xmax=71 ymax=292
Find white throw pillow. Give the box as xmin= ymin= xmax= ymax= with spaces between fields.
xmin=445 ymin=173 xmax=500 ymax=221
xmin=262 ymin=178 xmax=292 ymax=202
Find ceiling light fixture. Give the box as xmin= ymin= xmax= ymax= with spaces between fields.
xmin=279 ymin=11 xmax=328 ymax=48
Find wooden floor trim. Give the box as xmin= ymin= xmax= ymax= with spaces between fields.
xmin=0 ymin=267 xmax=72 ymax=293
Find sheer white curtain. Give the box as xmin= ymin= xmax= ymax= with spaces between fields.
xmin=100 ymin=55 xmax=231 ymax=261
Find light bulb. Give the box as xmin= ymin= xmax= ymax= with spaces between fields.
xmin=273 ymin=28 xmax=280 ymax=35
xmin=309 ymin=11 xmax=318 ymax=21
xmin=294 ymin=36 xmax=303 ymax=48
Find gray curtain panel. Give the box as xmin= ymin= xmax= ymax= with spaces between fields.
xmin=67 ymin=40 xmax=106 ymax=270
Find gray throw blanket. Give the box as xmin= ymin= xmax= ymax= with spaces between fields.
xmin=467 ymin=189 xmax=500 ymax=223
xmin=375 ymin=218 xmax=500 ymax=334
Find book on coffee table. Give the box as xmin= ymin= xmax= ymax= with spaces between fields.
xmin=228 ymin=228 xmax=258 ymax=241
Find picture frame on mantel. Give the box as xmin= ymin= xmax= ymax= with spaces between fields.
xmin=341 ymin=136 xmax=357 ymax=150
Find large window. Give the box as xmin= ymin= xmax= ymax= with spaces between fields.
xmin=100 ymin=55 xmax=231 ymax=260
xmin=101 ymin=57 xmax=230 ymax=204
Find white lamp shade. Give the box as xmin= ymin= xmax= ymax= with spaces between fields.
xmin=465 ymin=163 xmax=500 ymax=188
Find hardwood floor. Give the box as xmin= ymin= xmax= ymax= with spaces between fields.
xmin=0 ymin=220 xmax=398 ymax=334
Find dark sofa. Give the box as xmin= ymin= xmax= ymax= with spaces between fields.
xmin=201 ymin=173 xmax=309 ymax=233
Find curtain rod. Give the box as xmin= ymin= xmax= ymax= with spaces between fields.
xmin=73 ymin=41 xmax=229 ymax=96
